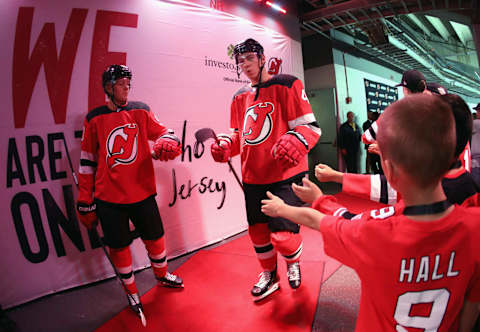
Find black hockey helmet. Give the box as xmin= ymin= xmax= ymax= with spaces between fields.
xmin=102 ymin=65 xmax=132 ymax=91
xmin=233 ymin=38 xmax=264 ymax=64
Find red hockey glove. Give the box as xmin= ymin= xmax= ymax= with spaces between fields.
xmin=76 ymin=201 xmax=98 ymax=229
xmin=153 ymin=134 xmax=182 ymax=161
xmin=271 ymin=131 xmax=308 ymax=168
xmin=211 ymin=137 xmax=232 ymax=163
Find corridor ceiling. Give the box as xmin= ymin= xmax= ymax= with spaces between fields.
xmin=300 ymin=0 xmax=480 ymax=98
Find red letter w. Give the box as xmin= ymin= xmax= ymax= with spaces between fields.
xmin=12 ymin=7 xmax=87 ymax=128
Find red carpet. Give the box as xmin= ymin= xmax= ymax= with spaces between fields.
xmin=97 ymin=249 xmax=324 ymax=332
xmin=97 ymin=193 xmax=385 ymax=331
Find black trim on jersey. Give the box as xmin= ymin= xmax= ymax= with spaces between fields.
xmin=403 ymin=200 xmax=451 ymax=216
xmin=367 ymin=126 xmax=376 ymax=140
xmin=80 ymin=159 xmax=98 ymax=167
xmin=448 ymin=160 xmax=461 ymax=170
xmin=256 ymin=74 xmax=297 ymax=89
xmin=149 ymin=256 xmax=166 ymax=263
xmin=442 ymin=171 xmax=480 ymax=205
xmin=342 ymin=211 xmax=357 ymax=220
xmin=379 ymin=175 xmax=389 ymax=204
xmin=254 ymin=243 xmax=274 ymax=253
xmin=86 ymin=101 xmax=150 ymax=122
xmin=309 ymin=121 xmax=320 ymax=129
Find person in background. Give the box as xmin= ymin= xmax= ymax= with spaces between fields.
xmin=362 ymin=110 xmax=375 ymax=173
xmin=338 ymin=111 xmax=361 ymax=173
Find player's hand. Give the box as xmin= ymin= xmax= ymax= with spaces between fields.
xmin=368 ymin=143 xmax=380 ymax=155
xmin=271 ymin=132 xmax=307 ymax=168
xmin=261 ymin=191 xmax=285 ymax=218
xmin=211 ymin=138 xmax=231 ymax=163
xmin=315 ymin=163 xmax=343 ymax=183
xmin=153 ymin=135 xmax=182 ymax=161
xmin=76 ymin=201 xmax=98 ymax=229
xmin=292 ymin=176 xmax=323 ymax=204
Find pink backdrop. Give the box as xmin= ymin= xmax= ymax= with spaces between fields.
xmin=0 ymin=0 xmax=302 ymax=308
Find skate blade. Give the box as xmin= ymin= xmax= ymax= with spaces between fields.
xmin=253 ymin=282 xmax=279 ymax=302
xmin=139 ymin=308 xmax=147 ymax=327
xmin=160 ymin=282 xmax=184 ymax=288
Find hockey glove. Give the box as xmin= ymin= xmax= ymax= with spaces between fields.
xmin=271 ymin=131 xmax=308 ymax=168
xmin=153 ymin=134 xmax=182 ymax=161
xmin=211 ymin=136 xmax=232 ymax=163
xmin=76 ymin=201 xmax=98 ymax=229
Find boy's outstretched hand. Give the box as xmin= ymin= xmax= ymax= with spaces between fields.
xmin=292 ymin=177 xmax=323 ymax=204
xmin=261 ymin=191 xmax=285 ymax=218
xmin=315 ymin=163 xmax=343 ymax=183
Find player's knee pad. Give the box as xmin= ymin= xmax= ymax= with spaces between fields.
xmin=271 ymin=231 xmax=303 ymax=262
xmin=109 ymin=246 xmax=132 ymax=268
xmin=249 ymin=224 xmax=277 ymax=270
xmin=248 ymin=223 xmax=271 ymax=244
xmin=143 ymin=237 xmax=165 ymax=256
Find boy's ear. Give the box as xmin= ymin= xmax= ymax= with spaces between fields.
xmin=382 ymin=159 xmax=396 ymax=185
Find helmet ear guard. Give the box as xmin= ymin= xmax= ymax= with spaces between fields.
xmin=102 ymin=65 xmax=132 ymax=93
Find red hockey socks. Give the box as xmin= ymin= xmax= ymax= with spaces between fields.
xmin=271 ymin=231 xmax=303 ymax=263
xmin=109 ymin=246 xmax=138 ymax=295
xmin=248 ymin=224 xmax=277 ymax=271
xmin=144 ymin=237 xmax=167 ymax=278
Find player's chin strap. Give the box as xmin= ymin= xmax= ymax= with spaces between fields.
xmin=253 ymin=60 xmax=265 ymax=101
xmin=108 ymin=91 xmax=127 ymax=110
xmin=403 ymin=200 xmax=451 ymax=216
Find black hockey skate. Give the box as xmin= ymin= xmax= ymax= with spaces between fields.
xmin=157 ymin=271 xmax=184 ymax=288
xmin=287 ymin=262 xmax=301 ymax=289
xmin=251 ymin=267 xmax=279 ymax=302
xmin=127 ymin=293 xmax=147 ymax=327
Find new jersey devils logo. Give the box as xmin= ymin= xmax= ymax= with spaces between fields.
xmin=106 ymin=124 xmax=139 ymax=169
xmin=268 ymin=57 xmax=282 ymax=75
xmin=242 ymin=102 xmax=274 ymax=145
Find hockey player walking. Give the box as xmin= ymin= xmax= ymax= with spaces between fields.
xmin=210 ymin=39 xmax=321 ymax=301
xmin=76 ymin=65 xmax=184 ymax=319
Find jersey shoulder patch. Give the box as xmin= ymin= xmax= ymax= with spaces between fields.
xmin=232 ymin=84 xmax=254 ymax=100
xmin=262 ymin=74 xmax=298 ymax=89
xmin=86 ymin=105 xmax=112 ymax=122
xmin=126 ymin=101 xmax=150 ymax=112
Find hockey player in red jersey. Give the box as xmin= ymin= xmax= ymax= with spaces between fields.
xmin=210 ymin=38 xmax=321 ymax=301
xmin=262 ymin=94 xmax=480 ymax=331
xmin=76 ymin=65 xmax=184 ymax=315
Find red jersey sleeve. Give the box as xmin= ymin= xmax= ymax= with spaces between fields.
xmin=343 ymin=173 xmax=400 ymax=204
xmin=78 ymin=118 xmax=98 ymax=203
xmin=362 ymin=120 xmax=378 ymax=144
xmin=146 ymin=110 xmax=169 ymax=141
xmin=286 ymin=79 xmax=321 ymax=151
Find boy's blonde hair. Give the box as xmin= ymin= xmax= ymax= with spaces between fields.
xmin=377 ymin=94 xmax=456 ymax=187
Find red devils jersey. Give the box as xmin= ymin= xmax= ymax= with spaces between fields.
xmin=230 ymin=74 xmax=321 ymax=184
xmin=362 ymin=120 xmax=471 ymax=171
xmin=342 ymin=170 xmax=480 ymax=206
xmin=78 ymin=101 xmax=168 ymax=204
xmin=320 ymin=204 xmax=480 ymax=332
